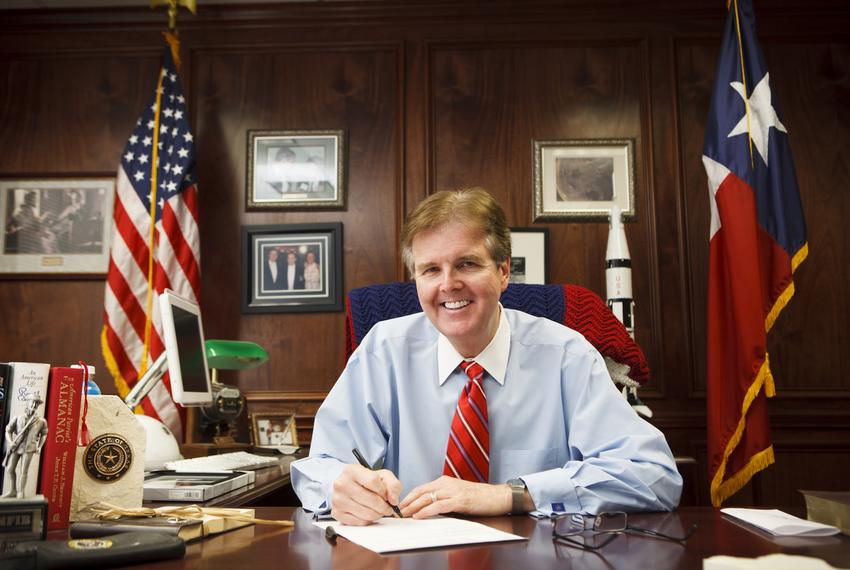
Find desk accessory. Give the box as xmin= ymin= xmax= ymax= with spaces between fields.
xmin=801 ymin=490 xmax=850 ymax=536
xmin=199 ymin=340 xmax=269 ymax=444
xmin=70 ymin=515 xmax=203 ymax=541
xmin=142 ymin=470 xmax=251 ymax=502
xmin=0 ymin=496 xmax=47 ymax=546
xmin=721 ymin=508 xmax=840 ymax=537
xmin=70 ymin=506 xmax=257 ymax=542
xmin=0 ymin=530 xmax=185 ymax=569
xmin=68 ymin=396 xmax=145 ymax=522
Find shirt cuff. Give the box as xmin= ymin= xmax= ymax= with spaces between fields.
xmin=290 ymin=456 xmax=347 ymax=513
xmin=519 ymin=466 xmax=582 ymax=516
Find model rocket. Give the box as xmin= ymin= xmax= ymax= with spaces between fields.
xmin=605 ymin=204 xmax=634 ymax=338
xmin=605 ymin=205 xmax=652 ymax=418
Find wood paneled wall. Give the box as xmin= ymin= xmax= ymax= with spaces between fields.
xmin=1 ymin=0 xmax=848 ymax=508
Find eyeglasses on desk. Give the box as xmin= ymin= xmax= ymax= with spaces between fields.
xmin=551 ymin=511 xmax=698 ymax=551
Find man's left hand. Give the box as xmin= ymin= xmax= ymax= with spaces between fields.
xmin=398 ymin=475 xmax=511 ymax=518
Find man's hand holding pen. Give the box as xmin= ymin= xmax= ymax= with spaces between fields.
xmin=330 ymin=464 xmax=403 ymax=526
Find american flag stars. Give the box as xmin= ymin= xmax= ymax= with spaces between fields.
xmin=120 ymin=60 xmax=195 ymax=221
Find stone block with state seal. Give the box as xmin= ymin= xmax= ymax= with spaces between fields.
xmin=69 ymin=396 xmax=146 ymax=521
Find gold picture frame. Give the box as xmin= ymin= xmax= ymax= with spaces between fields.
xmin=250 ymin=412 xmax=299 ymax=448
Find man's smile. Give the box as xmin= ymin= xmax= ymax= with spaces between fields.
xmin=442 ymin=299 xmax=472 ymax=310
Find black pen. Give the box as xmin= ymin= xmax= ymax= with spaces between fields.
xmin=352 ymin=448 xmax=403 ymax=518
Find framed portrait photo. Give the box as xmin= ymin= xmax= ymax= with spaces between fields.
xmin=0 ymin=178 xmax=115 ymax=276
xmin=246 ymin=129 xmax=345 ymax=210
xmin=533 ymin=139 xmax=635 ymax=222
xmin=509 ymin=228 xmax=549 ymax=285
xmin=242 ymin=222 xmax=343 ymax=313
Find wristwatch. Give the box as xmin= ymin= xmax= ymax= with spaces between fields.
xmin=507 ymin=478 xmax=526 ymax=514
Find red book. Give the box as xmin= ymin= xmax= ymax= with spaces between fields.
xmin=38 ymin=366 xmax=84 ymax=530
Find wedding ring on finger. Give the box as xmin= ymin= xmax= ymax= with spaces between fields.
xmin=429 ymin=491 xmax=438 ymax=503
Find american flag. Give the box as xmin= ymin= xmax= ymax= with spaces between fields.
xmin=702 ymin=0 xmax=807 ymax=507
xmin=101 ymin=41 xmax=200 ymax=440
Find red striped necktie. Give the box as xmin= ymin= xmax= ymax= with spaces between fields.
xmin=443 ymin=360 xmax=489 ymax=483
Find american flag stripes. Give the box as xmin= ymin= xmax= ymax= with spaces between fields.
xmin=702 ymin=0 xmax=807 ymax=506
xmin=101 ymin=39 xmax=200 ymax=440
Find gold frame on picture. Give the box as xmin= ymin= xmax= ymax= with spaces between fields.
xmin=250 ymin=412 xmax=299 ymax=448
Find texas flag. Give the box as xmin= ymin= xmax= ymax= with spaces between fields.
xmin=702 ymin=0 xmax=808 ymax=507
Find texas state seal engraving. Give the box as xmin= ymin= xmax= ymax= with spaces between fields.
xmin=84 ymin=433 xmax=133 ymax=481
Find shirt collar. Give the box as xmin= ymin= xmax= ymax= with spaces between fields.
xmin=437 ymin=304 xmax=509 ymax=386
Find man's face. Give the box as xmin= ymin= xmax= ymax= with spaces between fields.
xmin=412 ymin=221 xmax=509 ymax=357
xmin=287 ymin=253 xmax=297 ymax=265
xmin=268 ymin=249 xmax=278 ymax=262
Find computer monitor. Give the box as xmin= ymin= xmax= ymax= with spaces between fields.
xmin=158 ymin=289 xmax=213 ymax=406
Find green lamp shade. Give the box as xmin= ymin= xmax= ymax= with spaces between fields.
xmin=205 ymin=339 xmax=269 ymax=370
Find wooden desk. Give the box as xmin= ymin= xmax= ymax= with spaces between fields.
xmin=74 ymin=507 xmax=850 ymax=569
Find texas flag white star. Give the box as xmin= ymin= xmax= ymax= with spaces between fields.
xmin=727 ymin=72 xmax=787 ymax=166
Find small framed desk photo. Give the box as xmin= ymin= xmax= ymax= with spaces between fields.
xmin=251 ymin=412 xmax=299 ymax=447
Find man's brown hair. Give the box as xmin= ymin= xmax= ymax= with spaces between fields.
xmin=400 ymin=187 xmax=511 ymax=274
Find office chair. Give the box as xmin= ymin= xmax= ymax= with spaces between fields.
xmin=344 ymin=282 xmax=650 ymax=389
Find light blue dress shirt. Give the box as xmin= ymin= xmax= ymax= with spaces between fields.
xmin=291 ymin=307 xmax=682 ymax=515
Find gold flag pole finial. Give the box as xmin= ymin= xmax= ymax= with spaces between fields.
xmin=150 ymin=0 xmax=197 ymax=31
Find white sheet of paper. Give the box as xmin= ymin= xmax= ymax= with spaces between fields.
xmin=314 ymin=516 xmax=526 ymax=553
xmin=721 ymin=508 xmax=840 ymax=537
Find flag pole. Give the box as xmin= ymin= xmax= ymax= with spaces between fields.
xmin=138 ymin=0 xmax=196 ymax=377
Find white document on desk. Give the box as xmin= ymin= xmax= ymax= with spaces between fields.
xmin=314 ymin=516 xmax=526 ymax=553
xmin=721 ymin=508 xmax=840 ymax=537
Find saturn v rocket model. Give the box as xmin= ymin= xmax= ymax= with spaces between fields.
xmin=606 ymin=205 xmax=652 ymax=418
xmin=605 ymin=204 xmax=634 ymax=338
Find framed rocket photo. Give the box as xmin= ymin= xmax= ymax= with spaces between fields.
xmin=532 ymin=139 xmax=635 ymax=222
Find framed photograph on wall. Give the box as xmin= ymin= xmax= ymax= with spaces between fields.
xmin=0 ymin=178 xmax=115 ymax=276
xmin=532 ymin=139 xmax=635 ymax=221
xmin=509 ymin=227 xmax=549 ymax=284
xmin=242 ymin=222 xmax=343 ymax=313
xmin=246 ymin=129 xmax=345 ymax=210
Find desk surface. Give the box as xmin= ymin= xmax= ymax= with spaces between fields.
xmin=72 ymin=507 xmax=849 ymax=569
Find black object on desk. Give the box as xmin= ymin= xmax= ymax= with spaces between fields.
xmin=1 ymin=531 xmax=185 ymax=569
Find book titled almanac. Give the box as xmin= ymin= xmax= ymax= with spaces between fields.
xmin=38 ymin=366 xmax=84 ymax=530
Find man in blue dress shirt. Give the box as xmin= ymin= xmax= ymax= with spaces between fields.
xmin=291 ymin=187 xmax=682 ymax=525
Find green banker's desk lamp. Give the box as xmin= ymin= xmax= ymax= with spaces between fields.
xmin=199 ymin=339 xmax=269 ymax=442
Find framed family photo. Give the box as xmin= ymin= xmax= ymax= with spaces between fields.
xmin=532 ymin=139 xmax=635 ymax=222
xmin=0 ymin=178 xmax=115 ymax=276
xmin=241 ymin=222 xmax=343 ymax=313
xmin=509 ymin=228 xmax=549 ymax=285
xmin=246 ymin=129 xmax=345 ymax=210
